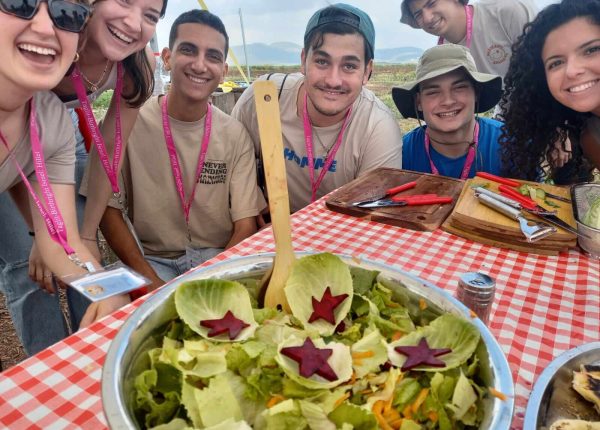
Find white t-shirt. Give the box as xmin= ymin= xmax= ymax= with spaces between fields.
xmin=232 ymin=73 xmax=403 ymax=212
xmin=452 ymin=0 xmax=537 ymax=79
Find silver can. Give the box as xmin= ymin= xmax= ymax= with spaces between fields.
xmin=456 ymin=272 xmax=496 ymax=324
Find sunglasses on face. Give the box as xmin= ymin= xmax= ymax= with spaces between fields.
xmin=0 ymin=0 xmax=91 ymax=33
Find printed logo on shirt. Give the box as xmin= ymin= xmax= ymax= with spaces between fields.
xmin=283 ymin=148 xmax=337 ymax=172
xmin=199 ymin=160 xmax=227 ymax=184
xmin=486 ymin=44 xmax=508 ymax=64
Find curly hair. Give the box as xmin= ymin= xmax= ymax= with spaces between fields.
xmin=91 ymin=0 xmax=169 ymax=108
xmin=499 ymin=0 xmax=600 ymax=183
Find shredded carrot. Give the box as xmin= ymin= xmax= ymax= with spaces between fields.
xmin=350 ymin=371 xmax=357 ymax=385
xmin=489 ymin=387 xmax=508 ymax=401
xmin=266 ymin=394 xmax=286 ymax=408
xmin=361 ymin=388 xmax=373 ymax=395
xmin=419 ymin=298 xmax=428 ymax=310
xmin=411 ymin=388 xmax=430 ymax=413
xmin=389 ymin=417 xmax=404 ymax=429
xmin=402 ymin=404 xmax=413 ymax=419
xmin=352 ymin=351 xmax=375 ymax=360
xmin=373 ymin=400 xmax=385 ymax=415
xmin=384 ymin=406 xmax=401 ymax=421
xmin=383 ymin=396 xmax=394 ymax=414
xmin=427 ymin=411 xmax=439 ymax=422
xmin=334 ymin=392 xmax=351 ymax=408
xmin=391 ymin=331 xmax=404 ymax=341
xmin=469 ymin=309 xmax=478 ymax=319
xmin=374 ymin=411 xmax=394 ymax=430
xmin=354 ymin=359 xmax=363 ymax=366
xmin=387 ymin=301 xmax=400 ymax=308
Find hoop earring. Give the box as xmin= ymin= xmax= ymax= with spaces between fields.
xmin=74 ymin=52 xmax=80 ymax=63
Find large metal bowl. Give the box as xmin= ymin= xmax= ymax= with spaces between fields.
xmin=102 ymin=253 xmax=514 ymax=429
xmin=524 ymin=342 xmax=600 ymax=429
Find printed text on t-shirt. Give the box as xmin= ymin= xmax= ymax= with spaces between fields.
xmin=199 ymin=160 xmax=227 ymax=185
xmin=283 ymin=148 xmax=337 ymax=172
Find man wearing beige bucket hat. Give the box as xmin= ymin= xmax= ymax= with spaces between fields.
xmin=400 ymin=0 xmax=537 ymax=79
xmin=393 ymin=44 xmax=504 ymax=178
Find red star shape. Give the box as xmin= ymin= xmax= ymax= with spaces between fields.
xmin=394 ymin=338 xmax=452 ymax=371
xmin=308 ymin=287 xmax=349 ymax=325
xmin=280 ymin=338 xmax=338 ymax=381
xmin=200 ymin=310 xmax=249 ymax=340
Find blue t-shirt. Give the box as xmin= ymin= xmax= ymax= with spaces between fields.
xmin=402 ymin=117 xmax=503 ymax=178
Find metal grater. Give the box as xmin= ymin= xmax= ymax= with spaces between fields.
xmin=571 ymin=183 xmax=600 ymax=258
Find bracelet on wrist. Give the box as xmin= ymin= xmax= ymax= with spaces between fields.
xmin=80 ymin=236 xmax=97 ymax=242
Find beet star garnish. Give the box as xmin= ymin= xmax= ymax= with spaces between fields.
xmin=308 ymin=286 xmax=349 ymax=325
xmin=394 ymin=338 xmax=452 ymax=371
xmin=280 ymin=338 xmax=338 ymax=381
xmin=200 ymin=310 xmax=249 ymax=340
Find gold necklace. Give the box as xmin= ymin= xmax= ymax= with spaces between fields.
xmin=80 ymin=60 xmax=111 ymax=92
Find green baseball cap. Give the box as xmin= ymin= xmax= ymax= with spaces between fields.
xmin=304 ymin=3 xmax=375 ymax=55
xmin=392 ymin=44 xmax=502 ymax=119
xmin=400 ymin=0 xmax=469 ymax=29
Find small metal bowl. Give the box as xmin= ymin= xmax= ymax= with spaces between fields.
xmin=572 ymin=183 xmax=600 ymax=258
xmin=524 ymin=342 xmax=600 ymax=429
xmin=102 ymin=253 xmax=514 ymax=429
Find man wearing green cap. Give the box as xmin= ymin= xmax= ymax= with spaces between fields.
xmin=400 ymin=0 xmax=536 ymax=79
xmin=392 ymin=44 xmax=503 ymax=179
xmin=233 ymin=3 xmax=402 ymax=213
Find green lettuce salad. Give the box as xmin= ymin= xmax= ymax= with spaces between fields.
xmin=131 ymin=253 xmax=494 ymax=430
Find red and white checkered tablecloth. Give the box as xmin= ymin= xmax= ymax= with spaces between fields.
xmin=0 ymin=200 xmax=598 ymax=429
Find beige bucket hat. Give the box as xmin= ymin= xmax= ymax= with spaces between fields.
xmin=392 ymin=44 xmax=502 ymax=119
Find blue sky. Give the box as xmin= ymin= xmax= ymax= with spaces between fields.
xmin=154 ymin=0 xmax=559 ymax=57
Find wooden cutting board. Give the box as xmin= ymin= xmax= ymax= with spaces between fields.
xmin=441 ymin=177 xmax=577 ymax=254
xmin=325 ymin=168 xmax=464 ymax=231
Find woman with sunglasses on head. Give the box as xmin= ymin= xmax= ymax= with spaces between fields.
xmin=499 ymin=0 xmax=600 ymax=183
xmin=0 ymin=0 xmax=122 ymax=355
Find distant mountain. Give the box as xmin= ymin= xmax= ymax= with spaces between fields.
xmin=229 ymin=42 xmax=423 ymax=65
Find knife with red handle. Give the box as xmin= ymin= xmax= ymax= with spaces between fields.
xmin=352 ymin=181 xmax=417 ymax=206
xmin=475 ymin=172 xmax=521 ymax=187
xmin=358 ymin=195 xmax=453 ymax=208
xmin=498 ymin=185 xmax=540 ymax=211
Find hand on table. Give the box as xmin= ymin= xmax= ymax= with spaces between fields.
xmin=79 ymin=294 xmax=131 ymax=328
xmin=549 ymin=136 xmax=572 ymax=168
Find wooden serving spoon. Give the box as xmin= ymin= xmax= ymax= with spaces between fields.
xmin=254 ymin=81 xmax=295 ymax=312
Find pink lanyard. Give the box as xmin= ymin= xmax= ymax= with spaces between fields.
xmin=424 ymin=120 xmax=479 ymax=180
xmin=0 ymin=101 xmax=75 ymax=256
xmin=70 ymin=62 xmax=124 ymax=196
xmin=438 ymin=5 xmax=473 ymax=48
xmin=161 ymin=95 xmax=212 ymax=224
xmin=302 ymin=92 xmax=352 ymax=202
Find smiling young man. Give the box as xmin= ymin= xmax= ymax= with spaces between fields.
xmin=400 ymin=0 xmax=537 ymax=80
xmin=82 ymin=10 xmax=265 ymax=287
xmin=393 ymin=44 xmax=503 ymax=178
xmin=232 ymin=3 xmax=402 ymax=213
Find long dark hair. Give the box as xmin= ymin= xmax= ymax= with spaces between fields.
xmin=499 ymin=0 xmax=600 ymax=183
xmin=102 ymin=0 xmax=168 ymax=108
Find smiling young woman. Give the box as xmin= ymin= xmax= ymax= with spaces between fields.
xmin=499 ymin=0 xmax=600 ymax=183
xmin=0 ymin=0 xmax=118 ymax=355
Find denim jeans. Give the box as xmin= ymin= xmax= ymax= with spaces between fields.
xmin=146 ymin=248 xmax=223 ymax=282
xmin=0 ymin=110 xmax=90 ymax=356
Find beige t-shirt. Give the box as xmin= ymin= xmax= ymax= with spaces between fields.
xmin=82 ymin=96 xmax=265 ymax=258
xmin=232 ymin=73 xmax=403 ymax=212
xmin=0 ymin=91 xmax=76 ymax=192
xmin=455 ymin=0 xmax=537 ymax=79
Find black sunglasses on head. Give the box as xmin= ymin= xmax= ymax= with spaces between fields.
xmin=0 ymin=0 xmax=91 ymax=33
